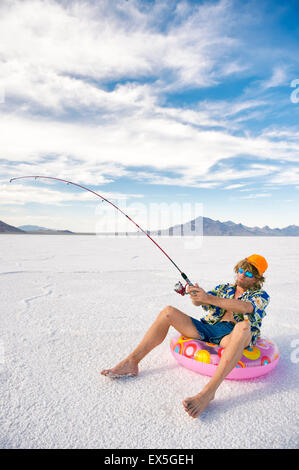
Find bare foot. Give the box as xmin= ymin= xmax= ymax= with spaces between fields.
xmin=182 ymin=389 xmax=215 ymax=418
xmin=101 ymin=358 xmax=139 ymax=378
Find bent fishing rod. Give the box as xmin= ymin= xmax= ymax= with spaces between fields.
xmin=10 ymin=175 xmax=194 ymax=295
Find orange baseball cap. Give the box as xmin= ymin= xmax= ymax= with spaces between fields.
xmin=246 ymin=254 xmax=268 ymax=275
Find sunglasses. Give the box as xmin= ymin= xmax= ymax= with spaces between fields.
xmin=238 ymin=268 xmax=254 ymax=278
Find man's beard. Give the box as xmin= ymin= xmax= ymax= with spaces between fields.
xmin=236 ymin=279 xmax=250 ymax=289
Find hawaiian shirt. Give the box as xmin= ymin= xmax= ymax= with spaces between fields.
xmin=201 ymin=283 xmax=270 ymax=345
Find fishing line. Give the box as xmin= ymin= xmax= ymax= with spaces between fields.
xmin=10 ymin=175 xmax=194 ymax=293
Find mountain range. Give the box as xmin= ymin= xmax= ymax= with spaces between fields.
xmin=0 ymin=218 xmax=299 ymax=236
xmin=0 ymin=220 xmax=25 ymax=233
xmin=0 ymin=221 xmax=72 ymax=234
xmin=18 ymin=224 xmax=55 ymax=231
xmin=154 ymin=216 xmax=299 ymax=236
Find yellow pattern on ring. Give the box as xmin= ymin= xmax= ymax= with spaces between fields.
xmin=195 ymin=349 xmax=211 ymax=363
xmin=242 ymin=346 xmax=261 ymax=360
xmin=236 ymin=361 xmax=245 ymax=368
xmin=179 ymin=336 xmax=193 ymax=343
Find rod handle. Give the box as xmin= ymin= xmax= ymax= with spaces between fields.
xmin=181 ymin=272 xmax=194 ymax=286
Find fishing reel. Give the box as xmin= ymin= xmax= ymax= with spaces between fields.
xmin=174 ymin=281 xmax=189 ymax=296
xmin=174 ymin=273 xmax=196 ymax=296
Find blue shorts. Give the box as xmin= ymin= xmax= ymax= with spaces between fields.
xmin=190 ymin=318 xmax=235 ymax=345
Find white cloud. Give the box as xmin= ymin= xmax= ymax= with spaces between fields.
xmin=262 ymin=65 xmax=288 ymax=89
xmin=270 ymin=168 xmax=299 ymax=185
xmin=1 ymin=109 xmax=298 ymax=191
xmin=0 ymin=0 xmax=243 ymax=114
xmin=0 ymin=0 xmax=299 ymax=204
xmin=240 ymin=193 xmax=272 ymax=199
xmin=1 ymin=182 xmax=76 ymax=206
xmin=223 ymin=183 xmax=246 ymax=190
xmin=1 ymin=180 xmax=144 ymax=206
xmin=261 ymin=128 xmax=299 ymax=141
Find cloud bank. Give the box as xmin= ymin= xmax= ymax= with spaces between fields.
xmin=0 ymin=0 xmax=298 ymax=229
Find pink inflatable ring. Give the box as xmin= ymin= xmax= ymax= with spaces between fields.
xmin=170 ymin=335 xmax=279 ymax=380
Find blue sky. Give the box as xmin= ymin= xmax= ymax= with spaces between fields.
xmin=0 ymin=0 xmax=299 ymax=232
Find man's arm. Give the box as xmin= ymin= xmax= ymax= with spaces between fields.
xmin=187 ymin=285 xmax=253 ymax=315
xmin=204 ymin=294 xmax=253 ymax=315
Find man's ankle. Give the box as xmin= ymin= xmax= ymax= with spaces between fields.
xmin=127 ymin=354 xmax=141 ymax=365
xmin=202 ymin=383 xmax=217 ymax=398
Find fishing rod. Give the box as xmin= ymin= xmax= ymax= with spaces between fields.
xmin=10 ymin=175 xmax=194 ymax=295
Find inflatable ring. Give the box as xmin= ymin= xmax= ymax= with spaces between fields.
xmin=170 ymin=335 xmax=279 ymax=380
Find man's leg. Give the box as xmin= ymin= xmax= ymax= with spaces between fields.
xmin=183 ymin=321 xmax=252 ymax=418
xmin=101 ymin=305 xmax=200 ymax=377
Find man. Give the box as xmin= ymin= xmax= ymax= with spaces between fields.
xmin=101 ymin=254 xmax=270 ymax=418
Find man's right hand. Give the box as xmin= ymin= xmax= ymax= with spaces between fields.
xmin=187 ymin=283 xmax=209 ymax=306
xmin=186 ymin=282 xmax=199 ymax=295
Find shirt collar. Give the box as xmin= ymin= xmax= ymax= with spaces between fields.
xmin=232 ymin=283 xmax=259 ymax=297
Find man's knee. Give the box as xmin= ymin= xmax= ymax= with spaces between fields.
xmin=163 ymin=305 xmax=175 ymax=317
xmin=160 ymin=305 xmax=177 ymax=322
xmin=232 ymin=321 xmax=251 ymax=342
xmin=233 ymin=321 xmax=251 ymax=334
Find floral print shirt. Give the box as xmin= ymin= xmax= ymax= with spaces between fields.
xmin=201 ymin=283 xmax=270 ymax=345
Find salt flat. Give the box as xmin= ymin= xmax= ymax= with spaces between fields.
xmin=0 ymin=234 xmax=298 ymax=449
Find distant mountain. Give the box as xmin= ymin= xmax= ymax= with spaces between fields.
xmin=2 ymin=217 xmax=299 ymax=236
xmin=0 ymin=220 xmax=25 ymax=233
xmin=28 ymin=230 xmax=74 ymax=234
xmin=153 ymin=216 xmax=299 ymax=237
xmin=17 ymin=225 xmax=73 ymax=234
xmin=18 ymin=225 xmax=54 ymax=231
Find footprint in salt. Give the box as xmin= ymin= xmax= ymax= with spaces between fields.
xmin=21 ymin=283 xmax=54 ymax=311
